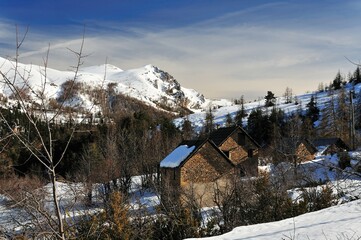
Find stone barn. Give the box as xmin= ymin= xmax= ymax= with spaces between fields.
xmin=281 ymin=139 xmax=317 ymax=163
xmin=312 ymin=138 xmax=350 ymax=155
xmin=293 ymin=139 xmax=318 ymax=162
xmin=260 ymin=138 xmax=318 ymax=166
xmin=160 ymin=125 xmax=260 ymax=207
xmin=209 ymin=125 xmax=260 ymax=176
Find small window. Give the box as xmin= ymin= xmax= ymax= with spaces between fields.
xmin=238 ymin=133 xmax=245 ymax=145
xmin=224 ymin=151 xmax=230 ymax=158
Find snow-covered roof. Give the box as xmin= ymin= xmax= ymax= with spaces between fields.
xmin=160 ymin=144 xmax=196 ymax=168
xmin=315 ymin=145 xmax=328 ymax=156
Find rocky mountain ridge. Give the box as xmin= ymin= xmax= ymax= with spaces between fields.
xmin=0 ymin=57 xmax=213 ymax=115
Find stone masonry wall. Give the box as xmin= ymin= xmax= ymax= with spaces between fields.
xmin=295 ymin=143 xmax=315 ymax=163
xmin=160 ymin=167 xmax=181 ymax=205
xmin=219 ymin=136 xmax=247 ymax=165
xmin=218 ymin=130 xmax=259 ymax=176
xmin=181 ymin=174 xmax=234 ymax=207
xmin=181 ymin=141 xmax=233 ymax=185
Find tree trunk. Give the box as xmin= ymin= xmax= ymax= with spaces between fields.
xmin=50 ymin=169 xmax=65 ymax=240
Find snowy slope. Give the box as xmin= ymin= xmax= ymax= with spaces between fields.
xmin=0 ymin=57 xmax=212 ymax=113
xmin=175 ymin=83 xmax=361 ymax=131
xmin=188 ymin=199 xmax=361 ymax=240
xmin=0 ymin=57 xmax=73 ymax=99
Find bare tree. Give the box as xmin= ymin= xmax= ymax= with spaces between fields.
xmin=283 ymin=87 xmax=293 ymax=104
xmin=0 ymin=27 xmax=89 ymax=239
xmin=204 ymin=106 xmax=215 ymax=134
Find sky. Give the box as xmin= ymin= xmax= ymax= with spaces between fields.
xmin=1 ymin=0 xmax=361 ymax=100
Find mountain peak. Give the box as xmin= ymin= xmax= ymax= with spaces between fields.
xmin=144 ymin=64 xmax=155 ymax=69
xmin=0 ymin=57 xmax=210 ymax=113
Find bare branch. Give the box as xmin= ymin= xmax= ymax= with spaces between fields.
xmin=345 ymin=56 xmax=361 ymax=67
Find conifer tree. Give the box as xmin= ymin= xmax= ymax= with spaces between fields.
xmin=265 ymin=91 xmax=276 ymax=107
xmin=268 ymin=107 xmax=286 ymax=145
xmin=247 ymin=108 xmax=269 ymax=145
xmin=354 ymin=67 xmax=361 ymax=85
xmin=305 ymin=96 xmax=319 ymax=123
xmin=301 ymin=117 xmax=315 ymax=139
xmin=332 ymin=71 xmax=343 ymax=90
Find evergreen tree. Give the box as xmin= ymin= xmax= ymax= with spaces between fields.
xmin=265 ymin=91 xmax=276 ymax=107
xmin=305 ymin=96 xmax=319 ymax=123
xmin=301 ymin=117 xmax=315 ymax=139
xmin=354 ymin=67 xmax=361 ymax=85
xmin=247 ymin=108 xmax=269 ymax=145
xmin=268 ymin=107 xmax=286 ymax=145
xmin=332 ymin=71 xmax=343 ymax=90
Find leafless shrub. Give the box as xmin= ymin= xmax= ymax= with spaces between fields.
xmin=57 ymin=79 xmax=83 ymax=103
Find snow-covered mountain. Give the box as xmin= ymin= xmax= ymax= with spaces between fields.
xmin=3 ymin=56 xmax=357 ymax=132
xmin=80 ymin=63 xmax=208 ymax=111
xmin=0 ymin=57 xmax=216 ymax=113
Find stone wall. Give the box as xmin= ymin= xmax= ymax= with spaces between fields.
xmin=295 ymin=143 xmax=315 ymax=163
xmin=160 ymin=167 xmax=181 ymax=205
xmin=219 ymin=136 xmax=248 ymax=165
xmin=181 ymin=141 xmax=233 ymax=185
xmin=218 ymin=130 xmax=259 ymax=176
xmin=180 ymin=174 xmax=234 ymax=207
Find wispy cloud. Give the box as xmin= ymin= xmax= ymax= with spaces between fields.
xmin=1 ymin=2 xmax=361 ymax=100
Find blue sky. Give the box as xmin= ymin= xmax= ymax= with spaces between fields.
xmin=1 ymin=0 xmax=361 ymax=100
